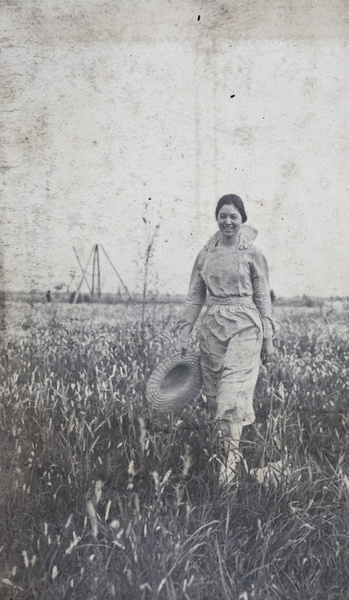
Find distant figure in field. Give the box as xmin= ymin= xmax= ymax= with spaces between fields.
xmin=270 ymin=289 xmax=276 ymax=304
xmin=46 ymin=290 xmax=51 ymax=303
xmin=175 ymin=194 xmax=275 ymax=485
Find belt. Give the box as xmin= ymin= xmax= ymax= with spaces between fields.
xmin=208 ymin=296 xmax=254 ymax=306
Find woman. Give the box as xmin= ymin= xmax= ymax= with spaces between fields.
xmin=175 ymin=194 xmax=275 ymax=484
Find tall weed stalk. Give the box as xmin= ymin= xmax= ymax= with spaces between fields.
xmin=140 ymin=200 xmax=160 ymax=353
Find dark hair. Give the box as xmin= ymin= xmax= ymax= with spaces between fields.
xmin=215 ymin=194 xmax=247 ymax=223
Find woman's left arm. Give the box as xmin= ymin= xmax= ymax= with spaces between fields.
xmin=250 ymin=248 xmax=275 ymax=362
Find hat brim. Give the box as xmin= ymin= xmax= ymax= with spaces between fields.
xmin=146 ymin=353 xmax=203 ymax=412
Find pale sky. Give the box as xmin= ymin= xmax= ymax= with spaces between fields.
xmin=2 ymin=0 xmax=349 ymax=298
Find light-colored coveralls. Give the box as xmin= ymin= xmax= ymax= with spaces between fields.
xmin=175 ymin=226 xmax=274 ymax=482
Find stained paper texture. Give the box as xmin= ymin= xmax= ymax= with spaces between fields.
xmin=1 ymin=2 xmax=349 ymax=599
xmin=1 ymin=0 xmax=348 ymax=300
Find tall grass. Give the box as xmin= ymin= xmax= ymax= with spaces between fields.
xmin=0 ymin=302 xmax=349 ymax=599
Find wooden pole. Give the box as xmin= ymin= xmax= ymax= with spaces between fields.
xmin=96 ymin=244 xmax=101 ymax=298
xmin=73 ymin=246 xmax=93 ymax=302
xmin=100 ymin=244 xmax=132 ymax=300
xmin=91 ymin=244 xmax=96 ymax=298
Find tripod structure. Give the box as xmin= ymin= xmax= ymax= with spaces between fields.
xmin=72 ymin=244 xmax=131 ymax=302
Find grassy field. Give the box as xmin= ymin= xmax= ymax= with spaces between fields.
xmin=1 ymin=300 xmax=349 ymax=600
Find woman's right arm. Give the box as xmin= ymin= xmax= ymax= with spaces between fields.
xmin=174 ymin=249 xmax=207 ymax=354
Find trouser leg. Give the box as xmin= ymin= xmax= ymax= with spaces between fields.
xmin=221 ymin=418 xmax=243 ymax=454
xmin=205 ymin=395 xmax=217 ymax=418
xmin=216 ymin=327 xmax=262 ymax=483
xmin=200 ymin=323 xmax=262 ymax=483
xmin=216 ymin=326 xmax=262 ymax=425
xmin=218 ymin=417 xmax=243 ymax=484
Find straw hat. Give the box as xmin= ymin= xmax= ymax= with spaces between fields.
xmin=146 ymin=353 xmax=203 ymax=412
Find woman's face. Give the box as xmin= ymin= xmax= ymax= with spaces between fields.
xmin=217 ymin=204 xmax=242 ymax=239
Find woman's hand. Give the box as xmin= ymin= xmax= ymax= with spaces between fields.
xmin=261 ymin=338 xmax=275 ymax=365
xmin=175 ymin=337 xmax=189 ymax=357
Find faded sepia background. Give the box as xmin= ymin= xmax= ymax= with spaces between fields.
xmin=2 ymin=4 xmax=349 ymax=598
xmin=1 ymin=0 xmax=348 ymax=299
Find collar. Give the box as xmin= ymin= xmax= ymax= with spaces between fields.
xmin=204 ymin=224 xmax=258 ymax=252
